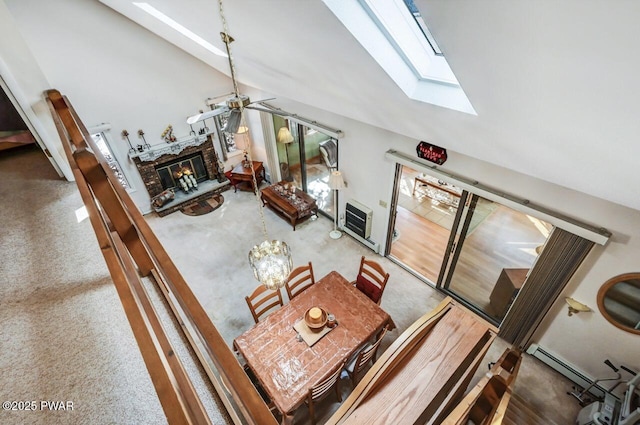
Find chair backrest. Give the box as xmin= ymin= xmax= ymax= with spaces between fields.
xmin=306 ymin=360 xmax=345 ymax=424
xmin=285 ymin=262 xmax=315 ymax=300
xmin=353 ymin=326 xmax=389 ymax=380
xmin=354 ymin=256 xmax=390 ymax=305
xmin=245 ymin=285 xmax=284 ymax=324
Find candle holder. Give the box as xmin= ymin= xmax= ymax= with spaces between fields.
xmin=138 ymin=129 xmax=151 ymax=150
xmin=198 ymin=110 xmax=209 ymax=134
xmin=121 ymin=129 xmax=135 ymax=154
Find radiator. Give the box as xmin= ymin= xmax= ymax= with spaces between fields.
xmin=345 ymin=199 xmax=372 ymax=239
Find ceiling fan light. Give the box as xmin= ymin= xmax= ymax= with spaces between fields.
xmin=223 ymin=109 xmax=243 ymax=133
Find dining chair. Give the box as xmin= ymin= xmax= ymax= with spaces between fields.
xmin=285 ymin=262 xmax=315 ymax=300
xmin=353 ymin=256 xmax=390 ymax=305
xmin=245 ymin=285 xmax=284 ymax=324
xmin=344 ymin=326 xmax=389 ymax=388
xmin=305 ymin=360 xmax=345 ymax=425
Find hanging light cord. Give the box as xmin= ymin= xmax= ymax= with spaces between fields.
xmin=218 ymin=0 xmax=240 ymax=99
xmin=218 ymin=0 xmax=269 ymax=240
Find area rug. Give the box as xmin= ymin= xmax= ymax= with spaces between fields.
xmin=180 ymin=194 xmax=224 ymax=216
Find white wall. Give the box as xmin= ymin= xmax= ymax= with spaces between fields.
xmin=3 ymin=0 xmax=236 ymax=211
xmin=269 ymin=96 xmax=640 ymax=380
xmin=0 ymin=0 xmax=72 ymax=180
xmin=5 ymin=0 xmax=638 ymax=383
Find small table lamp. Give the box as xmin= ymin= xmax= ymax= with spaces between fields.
xmin=328 ymin=170 xmax=345 ymax=239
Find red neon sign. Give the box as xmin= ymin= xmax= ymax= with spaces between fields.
xmin=416 ymin=141 xmax=447 ymax=165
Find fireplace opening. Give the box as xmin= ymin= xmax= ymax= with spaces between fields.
xmin=155 ymin=153 xmax=208 ymax=191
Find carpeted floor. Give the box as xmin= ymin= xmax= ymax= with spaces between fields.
xmin=0 ymin=145 xmax=229 ymax=425
xmin=145 ymin=174 xmax=582 ymax=425
xmin=1 ymin=145 xmax=582 ymax=424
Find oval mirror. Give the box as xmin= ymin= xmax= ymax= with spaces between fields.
xmin=597 ymin=273 xmax=640 ymax=335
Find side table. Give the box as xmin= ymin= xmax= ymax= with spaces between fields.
xmin=489 ymin=268 xmax=528 ymax=319
xmin=230 ymin=161 xmax=264 ymax=192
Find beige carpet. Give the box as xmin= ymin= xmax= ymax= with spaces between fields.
xmin=145 ymin=175 xmax=582 ymax=424
xmin=1 ymin=145 xmax=581 ymax=424
xmin=0 ymin=145 xmax=230 ymax=425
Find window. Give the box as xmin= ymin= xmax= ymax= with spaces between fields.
xmin=213 ymin=112 xmax=240 ymax=160
xmin=90 ymin=131 xmax=131 ymax=190
xmin=401 ymin=0 xmax=443 ymax=56
xmin=322 ymin=0 xmax=476 ymax=114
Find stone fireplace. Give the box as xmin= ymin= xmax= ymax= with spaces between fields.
xmin=154 ymin=152 xmax=208 ymax=191
xmin=132 ymin=133 xmax=229 ymax=216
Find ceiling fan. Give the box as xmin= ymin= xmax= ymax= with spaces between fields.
xmin=186 ymin=28 xmax=280 ymax=132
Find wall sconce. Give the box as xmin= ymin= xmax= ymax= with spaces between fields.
xmin=565 ymin=297 xmax=592 ymax=316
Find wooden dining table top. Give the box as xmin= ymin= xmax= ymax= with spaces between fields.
xmin=233 ymin=271 xmax=395 ymax=416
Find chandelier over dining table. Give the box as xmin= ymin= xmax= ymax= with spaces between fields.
xmin=216 ymin=0 xmax=293 ymax=290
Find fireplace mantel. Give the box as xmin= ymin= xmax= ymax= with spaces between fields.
xmin=129 ymin=133 xmax=212 ymax=162
xmin=131 ymin=133 xmax=228 ymax=216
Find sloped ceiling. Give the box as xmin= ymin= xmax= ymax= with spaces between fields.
xmin=100 ymin=0 xmax=640 ymax=211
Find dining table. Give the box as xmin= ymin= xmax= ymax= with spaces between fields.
xmin=233 ymin=271 xmax=395 ymax=424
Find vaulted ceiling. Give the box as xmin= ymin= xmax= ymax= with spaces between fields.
xmin=100 ymin=0 xmax=640 ymax=211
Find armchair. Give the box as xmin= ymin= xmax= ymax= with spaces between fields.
xmin=319 ymin=139 xmax=337 ymax=171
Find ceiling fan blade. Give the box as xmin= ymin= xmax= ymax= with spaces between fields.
xmin=248 ymin=97 xmax=276 ymax=104
xmin=245 ymin=105 xmax=290 ymax=116
xmin=186 ymin=107 xmax=227 ymax=124
xmin=206 ymin=92 xmax=235 ymax=107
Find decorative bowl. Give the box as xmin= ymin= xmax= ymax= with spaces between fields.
xmin=304 ymin=307 xmax=327 ymax=331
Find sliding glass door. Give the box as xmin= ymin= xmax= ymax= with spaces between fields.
xmin=273 ymin=116 xmax=337 ymax=217
xmin=441 ymin=194 xmax=551 ymax=322
xmin=388 ymin=166 xmax=552 ymax=324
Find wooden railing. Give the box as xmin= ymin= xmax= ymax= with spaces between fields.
xmin=441 ymin=348 xmax=522 ymax=425
xmin=327 ymin=297 xmax=497 ymax=425
xmin=45 ymin=89 xmax=277 ymax=425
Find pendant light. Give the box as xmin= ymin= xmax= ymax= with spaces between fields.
xmin=217 ymin=0 xmax=292 ymax=289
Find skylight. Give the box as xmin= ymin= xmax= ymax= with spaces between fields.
xmin=322 ymin=0 xmax=476 ymax=114
xmin=133 ymin=2 xmax=227 ymax=57
xmin=402 ymin=0 xmax=443 ymax=56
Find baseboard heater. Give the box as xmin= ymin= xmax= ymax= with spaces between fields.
xmin=526 ymin=343 xmax=606 ymax=399
xmin=342 ymin=225 xmax=380 ymax=253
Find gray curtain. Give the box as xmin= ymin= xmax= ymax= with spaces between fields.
xmin=499 ymin=227 xmax=594 ymax=347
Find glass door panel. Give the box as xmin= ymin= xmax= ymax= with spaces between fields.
xmin=301 ymin=126 xmax=333 ymax=216
xmin=442 ymin=194 xmax=551 ymax=323
xmin=389 ymin=166 xmax=461 ymax=283
xmin=272 ymin=116 xmax=336 ymax=217
xmin=273 ymin=115 xmax=296 ymax=184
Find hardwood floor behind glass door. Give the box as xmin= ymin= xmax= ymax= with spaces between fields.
xmin=388 ymin=165 xmax=552 ymax=325
xmin=442 ymin=194 xmax=551 ymax=323
xmin=389 ymin=166 xmax=460 ymax=282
